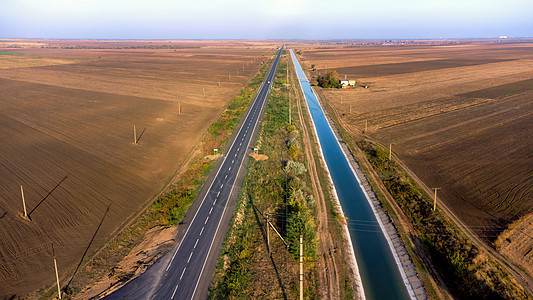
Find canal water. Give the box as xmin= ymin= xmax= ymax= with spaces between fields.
xmin=290 ymin=49 xmax=410 ymax=300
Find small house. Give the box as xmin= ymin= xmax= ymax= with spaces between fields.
xmin=340 ymin=80 xmax=356 ymax=88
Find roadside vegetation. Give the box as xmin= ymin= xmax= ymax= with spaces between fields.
xmin=209 ymin=51 xmax=320 ymax=299
xmin=51 ymin=54 xmax=275 ymax=299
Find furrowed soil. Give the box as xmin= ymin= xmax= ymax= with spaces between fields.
xmin=298 ymin=40 xmax=533 ymax=281
xmin=0 ymin=40 xmax=274 ymax=298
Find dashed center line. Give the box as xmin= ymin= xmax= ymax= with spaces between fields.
xmin=232 ymin=159 xmax=234 ymax=163
xmin=229 ymin=167 xmax=232 ymax=170
xmin=205 ymin=216 xmax=209 ymax=224
xmin=209 ymin=207 xmax=213 ymax=214
xmin=194 ymin=239 xmax=199 ymax=248
xmin=217 ymin=191 xmax=220 ymax=197
xmin=180 ymin=267 xmax=187 ymax=280
xmin=200 ymin=227 xmax=205 ymax=236
xmin=187 ymin=252 xmax=194 ymax=264
xmin=225 ymin=174 xmax=228 ymax=179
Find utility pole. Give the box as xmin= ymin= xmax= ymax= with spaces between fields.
xmin=300 ymin=235 xmax=303 ymax=300
xmin=433 ymin=188 xmax=440 ymax=211
xmin=203 ymin=88 xmax=206 ymax=98
xmin=20 ymin=185 xmax=28 ymax=218
xmin=133 ymin=125 xmax=137 ymax=144
xmin=51 ymin=241 xmax=62 ymax=299
xmin=389 ymin=143 xmax=392 ymax=160
xmin=266 ymin=213 xmax=271 ymax=257
xmin=364 ymin=120 xmax=368 ymax=134
xmin=289 ymin=90 xmax=292 ymax=125
xmin=178 ymin=101 xmax=182 ymax=114
xmin=340 ymin=96 xmax=343 ymax=105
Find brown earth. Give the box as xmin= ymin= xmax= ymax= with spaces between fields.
xmin=0 ymin=40 xmax=275 ymax=298
xmin=298 ymin=40 xmax=533 ymax=282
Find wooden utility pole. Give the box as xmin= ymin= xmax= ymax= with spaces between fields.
xmin=364 ymin=120 xmax=368 ymax=133
xmin=389 ymin=144 xmax=392 ymax=160
xmin=299 ymin=235 xmax=303 ymax=300
xmin=203 ymin=88 xmax=206 ymax=98
xmin=51 ymin=241 xmax=62 ymax=299
xmin=20 ymin=185 xmax=28 ymax=218
xmin=340 ymin=96 xmax=343 ymax=105
xmin=433 ymin=188 xmax=440 ymax=211
xmin=266 ymin=213 xmax=271 ymax=257
xmin=178 ymin=101 xmax=182 ymax=114
xmin=133 ymin=125 xmax=137 ymax=144
xmin=289 ymin=90 xmax=292 ymax=125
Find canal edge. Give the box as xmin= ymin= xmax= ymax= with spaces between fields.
xmin=290 ymin=50 xmax=366 ymax=300
xmin=309 ymin=86 xmax=427 ymax=300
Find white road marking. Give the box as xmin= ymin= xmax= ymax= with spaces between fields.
xmin=225 ymin=174 xmax=228 ymax=179
xmin=229 ymin=167 xmax=232 ymax=170
xmin=232 ymin=159 xmax=234 ymax=163
xmin=194 ymin=239 xmax=199 ymax=248
xmin=209 ymin=207 xmax=213 ymax=214
xmin=200 ymin=227 xmax=204 ymax=236
xmin=205 ymin=216 xmax=209 ymax=224
xmin=187 ymin=252 xmax=193 ymax=264
xmin=217 ymin=191 xmax=220 ymax=197
xmin=221 ymin=184 xmax=224 ymax=188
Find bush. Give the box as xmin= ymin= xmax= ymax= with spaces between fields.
xmin=284 ymin=160 xmax=306 ymax=175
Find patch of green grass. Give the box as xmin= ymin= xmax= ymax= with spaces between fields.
xmin=0 ymin=51 xmax=22 ymax=55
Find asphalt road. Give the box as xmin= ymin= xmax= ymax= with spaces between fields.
xmin=105 ymin=46 xmax=282 ymax=300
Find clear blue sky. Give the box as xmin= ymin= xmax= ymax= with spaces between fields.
xmin=1 ymin=0 xmax=532 ymax=39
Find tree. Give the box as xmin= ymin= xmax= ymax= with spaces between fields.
xmin=316 ymin=70 xmax=341 ymax=88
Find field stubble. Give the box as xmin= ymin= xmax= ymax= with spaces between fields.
xmin=0 ymin=41 xmax=272 ymax=298
xmin=300 ymin=41 xmax=533 ymax=286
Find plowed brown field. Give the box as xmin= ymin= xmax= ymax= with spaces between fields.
xmin=0 ymin=40 xmax=274 ymax=298
xmin=299 ymin=40 xmax=533 ymax=278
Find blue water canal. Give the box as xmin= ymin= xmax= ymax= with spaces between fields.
xmin=290 ymin=50 xmax=410 ymax=300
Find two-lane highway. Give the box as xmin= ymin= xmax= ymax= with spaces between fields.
xmin=106 ymin=46 xmax=283 ymax=300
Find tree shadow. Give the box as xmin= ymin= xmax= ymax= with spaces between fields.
xmin=136 ymin=128 xmax=147 ymax=144
xmin=250 ymin=196 xmax=287 ymax=300
xmin=64 ymin=204 xmax=110 ymax=291
xmin=28 ymin=175 xmax=68 ymax=217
